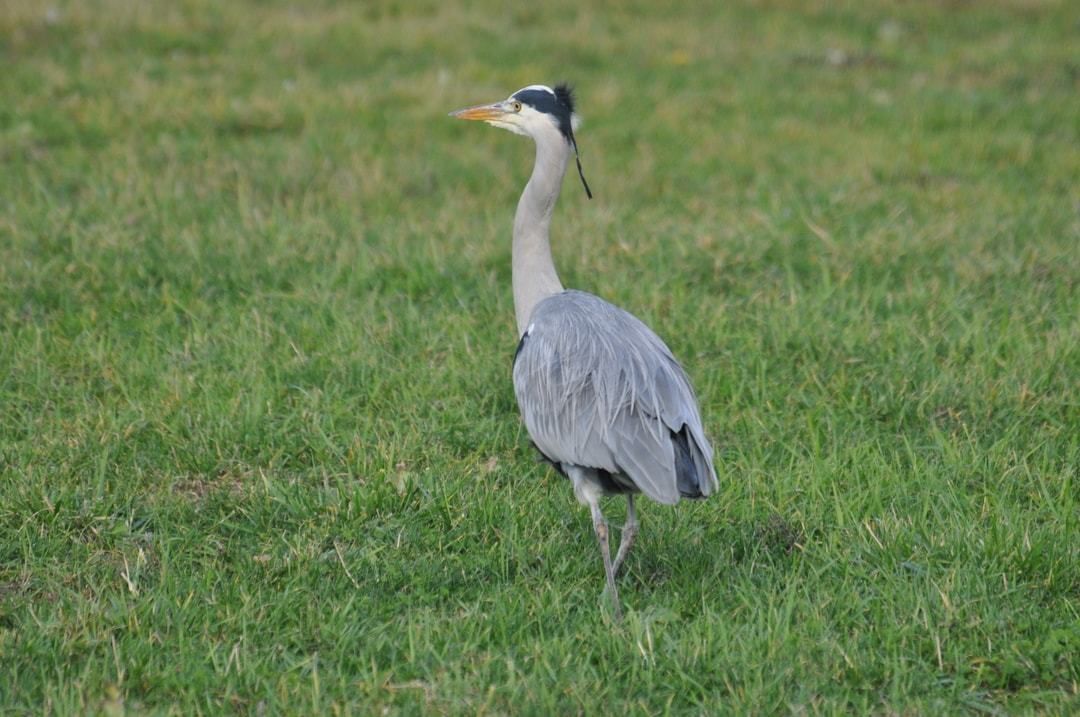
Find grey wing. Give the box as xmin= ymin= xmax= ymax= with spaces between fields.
xmin=512 ymin=291 xmax=717 ymax=505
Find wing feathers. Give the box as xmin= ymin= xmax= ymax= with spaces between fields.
xmin=513 ymin=290 xmax=717 ymax=502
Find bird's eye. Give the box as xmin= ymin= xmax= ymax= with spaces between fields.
xmin=512 ymin=101 xmax=522 ymax=112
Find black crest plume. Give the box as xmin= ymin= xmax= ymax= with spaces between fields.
xmin=554 ymin=83 xmax=577 ymax=114
xmin=555 ymin=83 xmax=593 ymax=200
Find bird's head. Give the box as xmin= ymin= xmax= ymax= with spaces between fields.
xmin=451 ymin=83 xmax=592 ymax=198
xmin=451 ymin=83 xmax=581 ymax=139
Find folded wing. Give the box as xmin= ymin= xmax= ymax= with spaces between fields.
xmin=513 ymin=290 xmax=717 ymax=504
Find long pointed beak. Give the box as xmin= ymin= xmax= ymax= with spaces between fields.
xmin=449 ymin=102 xmax=507 ymax=122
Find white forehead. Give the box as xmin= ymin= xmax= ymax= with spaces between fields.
xmin=513 ymin=84 xmax=555 ymax=98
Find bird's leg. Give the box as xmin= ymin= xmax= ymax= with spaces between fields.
xmin=612 ymin=494 xmax=638 ymax=577
xmin=589 ymin=499 xmax=622 ymax=621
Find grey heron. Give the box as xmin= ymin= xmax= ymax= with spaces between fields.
xmin=451 ymin=84 xmax=717 ymax=618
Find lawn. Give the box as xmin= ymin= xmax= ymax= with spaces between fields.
xmin=1 ymin=0 xmax=1078 ymax=713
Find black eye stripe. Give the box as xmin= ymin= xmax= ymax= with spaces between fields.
xmin=512 ymin=89 xmax=573 ymax=139
xmin=513 ymin=90 xmax=559 ymax=113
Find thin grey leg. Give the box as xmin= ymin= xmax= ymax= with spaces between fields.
xmin=612 ymin=494 xmax=638 ymax=577
xmin=567 ymin=466 xmax=624 ymax=620
xmin=589 ymin=500 xmax=622 ymax=620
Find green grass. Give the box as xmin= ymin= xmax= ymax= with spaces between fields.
xmin=2 ymin=0 xmax=1078 ymax=713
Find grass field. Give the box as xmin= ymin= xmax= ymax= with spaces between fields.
xmin=2 ymin=0 xmax=1078 ymax=713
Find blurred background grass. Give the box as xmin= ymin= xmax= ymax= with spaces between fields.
xmin=1 ymin=0 xmax=1078 ymax=714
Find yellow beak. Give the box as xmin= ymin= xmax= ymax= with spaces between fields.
xmin=449 ymin=103 xmax=507 ymax=122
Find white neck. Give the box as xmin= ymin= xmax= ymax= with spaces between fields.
xmin=512 ymin=128 xmax=570 ymax=336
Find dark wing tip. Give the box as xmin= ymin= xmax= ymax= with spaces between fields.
xmin=554 ymin=83 xmax=576 ymax=114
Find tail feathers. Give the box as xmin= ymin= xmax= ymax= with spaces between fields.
xmin=672 ymin=425 xmax=710 ymax=498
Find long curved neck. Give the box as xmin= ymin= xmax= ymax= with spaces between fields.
xmin=512 ymin=132 xmax=570 ymax=336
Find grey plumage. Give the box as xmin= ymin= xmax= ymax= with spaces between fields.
xmin=451 ymin=84 xmax=717 ymax=619
xmin=513 ymin=290 xmax=716 ymax=505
